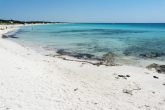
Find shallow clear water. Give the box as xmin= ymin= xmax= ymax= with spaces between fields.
xmin=12 ymin=23 xmax=165 ymax=64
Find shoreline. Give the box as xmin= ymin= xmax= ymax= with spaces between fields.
xmin=0 ymin=25 xmax=165 ymax=110
xmin=4 ymin=24 xmax=165 ymax=68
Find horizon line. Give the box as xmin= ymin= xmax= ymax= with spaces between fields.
xmin=1 ymin=19 xmax=165 ymax=24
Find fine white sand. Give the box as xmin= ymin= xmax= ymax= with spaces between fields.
xmin=0 ymin=25 xmax=165 ymax=110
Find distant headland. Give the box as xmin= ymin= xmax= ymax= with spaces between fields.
xmin=0 ymin=19 xmax=66 ymax=25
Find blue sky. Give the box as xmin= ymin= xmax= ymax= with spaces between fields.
xmin=0 ymin=0 xmax=165 ymax=23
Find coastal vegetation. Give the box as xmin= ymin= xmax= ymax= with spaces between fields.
xmin=0 ymin=19 xmax=65 ymax=25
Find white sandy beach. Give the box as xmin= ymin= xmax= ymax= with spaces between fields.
xmin=0 ymin=25 xmax=165 ymax=110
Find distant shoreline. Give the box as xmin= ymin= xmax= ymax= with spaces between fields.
xmin=1 ymin=19 xmax=165 ymax=25
xmin=0 ymin=19 xmax=67 ymax=25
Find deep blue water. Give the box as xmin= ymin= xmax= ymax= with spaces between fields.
xmin=13 ymin=23 xmax=165 ymax=61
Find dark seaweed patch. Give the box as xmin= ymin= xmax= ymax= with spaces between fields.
xmin=51 ymin=29 xmax=149 ymax=36
xmin=56 ymin=49 xmax=100 ymax=60
xmin=123 ymin=46 xmax=165 ymax=58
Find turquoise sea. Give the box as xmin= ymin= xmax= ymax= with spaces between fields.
xmin=10 ymin=23 xmax=165 ymax=65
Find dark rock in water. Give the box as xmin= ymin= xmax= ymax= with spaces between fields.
xmin=2 ymin=34 xmax=8 ymax=38
xmin=101 ymin=52 xmax=116 ymax=66
xmin=146 ymin=63 xmax=165 ymax=74
xmin=140 ymin=52 xmax=165 ymax=58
